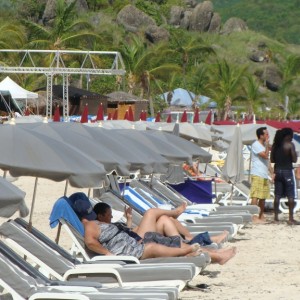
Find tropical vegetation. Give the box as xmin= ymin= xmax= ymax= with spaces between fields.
xmin=1 ymin=0 xmax=300 ymax=120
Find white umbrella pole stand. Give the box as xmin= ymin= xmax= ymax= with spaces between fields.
xmin=28 ymin=177 xmax=38 ymax=231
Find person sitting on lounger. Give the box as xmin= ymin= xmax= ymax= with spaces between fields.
xmin=94 ymin=202 xmax=229 ymax=247
xmin=75 ymin=200 xmax=202 ymax=259
xmin=81 ymin=200 xmax=236 ymax=264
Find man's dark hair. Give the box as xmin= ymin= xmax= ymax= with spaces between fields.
xmin=256 ymin=127 xmax=267 ymax=139
xmin=93 ymin=202 xmax=111 ymax=216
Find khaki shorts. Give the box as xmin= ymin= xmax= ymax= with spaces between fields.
xmin=250 ymin=175 xmax=270 ymax=199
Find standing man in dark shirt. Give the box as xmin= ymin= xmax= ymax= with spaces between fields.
xmin=271 ymin=128 xmax=299 ymax=225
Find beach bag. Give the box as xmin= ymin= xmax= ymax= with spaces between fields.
xmin=143 ymin=232 xmax=181 ymax=248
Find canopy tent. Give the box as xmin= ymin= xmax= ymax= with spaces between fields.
xmin=0 ymin=91 xmax=23 ymax=115
xmin=0 ymin=77 xmax=38 ymax=100
xmin=161 ymin=88 xmax=195 ymax=106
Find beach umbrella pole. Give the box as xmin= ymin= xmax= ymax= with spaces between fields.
xmin=28 ymin=177 xmax=38 ymax=231
xmin=64 ymin=180 xmax=69 ymax=196
xmin=3 ymin=170 xmax=7 ymax=178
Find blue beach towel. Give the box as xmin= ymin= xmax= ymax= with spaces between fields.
xmin=49 ymin=196 xmax=84 ymax=236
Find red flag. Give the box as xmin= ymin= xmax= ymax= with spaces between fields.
xmin=96 ymin=102 xmax=104 ymax=121
xmin=155 ymin=112 xmax=161 ymax=122
xmin=80 ymin=104 xmax=89 ymax=123
xmin=181 ymin=110 xmax=187 ymax=122
xmin=124 ymin=110 xmax=129 ymax=120
xmin=113 ymin=109 xmax=118 ymax=120
xmin=205 ymin=110 xmax=212 ymax=125
xmin=193 ymin=107 xmax=200 ymax=123
xmin=53 ymin=105 xmax=60 ymax=122
xmin=166 ymin=114 xmax=172 ymax=123
xmin=24 ymin=107 xmax=30 ymax=116
xmin=128 ymin=105 xmax=134 ymax=121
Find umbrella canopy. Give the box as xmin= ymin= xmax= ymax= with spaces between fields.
xmin=166 ymin=114 xmax=172 ymax=123
xmin=53 ymin=105 xmax=60 ymax=122
xmin=115 ymin=129 xmax=194 ymax=164
xmin=147 ymin=122 xmax=212 ymax=147
xmin=221 ymin=125 xmax=244 ymax=184
xmin=0 ymin=177 xmax=29 ymax=218
xmin=143 ymin=130 xmax=212 ymax=163
xmin=80 ymin=104 xmax=89 ymax=123
xmin=0 ymin=124 xmax=107 ymax=187
xmin=128 ymin=105 xmax=134 ymax=121
xmin=180 ymin=110 xmax=187 ymax=122
xmin=23 ymin=122 xmax=131 ymax=176
xmin=82 ymin=125 xmax=171 ymax=174
xmin=193 ymin=107 xmax=200 ymax=123
xmin=96 ymin=103 xmax=104 ymax=121
xmin=155 ymin=112 xmax=161 ymax=122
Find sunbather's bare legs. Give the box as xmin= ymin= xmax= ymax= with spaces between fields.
xmin=204 ymin=247 xmax=237 ymax=265
xmin=133 ymin=203 xmax=187 ymax=238
xmin=141 ymin=242 xmax=201 ymax=259
xmin=169 ymin=218 xmax=229 ymax=244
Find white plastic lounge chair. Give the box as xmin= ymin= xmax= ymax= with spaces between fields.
xmin=0 ymin=220 xmax=190 ymax=294
xmin=0 ymin=241 xmax=170 ymax=300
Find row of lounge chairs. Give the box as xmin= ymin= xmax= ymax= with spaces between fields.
xmin=0 ymin=176 xmax=259 ymax=299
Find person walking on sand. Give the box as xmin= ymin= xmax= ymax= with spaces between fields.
xmin=250 ymin=127 xmax=271 ymax=223
xmin=271 ymin=128 xmax=300 ymax=225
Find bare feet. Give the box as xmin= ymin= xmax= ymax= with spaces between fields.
xmin=212 ymin=230 xmax=229 ymax=244
xmin=190 ymin=243 xmax=201 ymax=252
xmin=218 ymin=247 xmax=237 ymax=265
xmin=252 ymin=215 xmax=267 ymax=224
xmin=174 ymin=202 xmax=187 ymax=218
xmin=186 ymin=248 xmax=203 ymax=257
xmin=287 ymin=220 xmax=300 ymax=225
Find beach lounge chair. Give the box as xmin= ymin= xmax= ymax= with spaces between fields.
xmin=49 ymin=196 xmax=209 ymax=271
xmin=97 ymin=189 xmax=240 ymax=242
xmin=148 ymin=177 xmax=256 ymax=222
xmin=0 ymin=241 xmax=171 ymax=300
xmin=0 ymin=219 xmax=189 ymax=294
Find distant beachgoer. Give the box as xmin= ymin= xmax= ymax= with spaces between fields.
xmin=250 ymin=127 xmax=271 ymax=223
xmin=271 ymin=128 xmax=299 ymax=225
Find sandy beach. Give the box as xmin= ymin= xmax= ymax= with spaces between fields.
xmin=3 ymin=176 xmax=300 ymax=300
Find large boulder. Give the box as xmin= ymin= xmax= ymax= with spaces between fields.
xmin=208 ymin=12 xmax=221 ymax=33
xmin=116 ymin=5 xmax=156 ymax=33
xmin=265 ymin=66 xmax=282 ymax=92
xmin=145 ymin=25 xmax=170 ymax=43
xmin=42 ymin=0 xmax=88 ymax=24
xmin=169 ymin=6 xmax=184 ymax=26
xmin=189 ymin=1 xmax=214 ymax=32
xmin=180 ymin=10 xmax=193 ymax=29
xmin=221 ymin=17 xmax=248 ymax=35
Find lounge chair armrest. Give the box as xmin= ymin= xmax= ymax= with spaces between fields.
xmin=90 ymin=255 xmax=140 ymax=264
xmin=63 ymin=266 xmax=123 ymax=287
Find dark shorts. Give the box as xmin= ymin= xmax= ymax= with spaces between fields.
xmin=274 ymin=169 xmax=297 ymax=199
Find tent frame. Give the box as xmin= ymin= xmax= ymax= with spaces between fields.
xmin=0 ymin=50 xmax=126 ymax=119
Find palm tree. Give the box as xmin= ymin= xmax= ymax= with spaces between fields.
xmin=23 ymin=0 xmax=99 ymax=50
xmin=275 ymin=54 xmax=300 ymax=119
xmin=0 ymin=21 xmax=26 ymax=49
xmin=207 ymin=59 xmax=246 ymax=120
xmin=119 ymin=35 xmax=181 ymax=116
xmin=241 ymin=75 xmax=265 ymax=117
xmin=171 ymin=30 xmax=215 ymax=87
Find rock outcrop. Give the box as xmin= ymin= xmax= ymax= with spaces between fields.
xmin=221 ymin=17 xmax=248 ymax=35
xmin=189 ymin=1 xmax=214 ymax=32
xmin=116 ymin=5 xmax=156 ymax=33
xmin=42 ymin=0 xmax=88 ymax=24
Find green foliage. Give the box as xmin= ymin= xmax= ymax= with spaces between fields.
xmin=212 ymin=0 xmax=300 ymax=45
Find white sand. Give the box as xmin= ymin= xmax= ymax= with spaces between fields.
xmin=4 ymin=176 xmax=300 ymax=299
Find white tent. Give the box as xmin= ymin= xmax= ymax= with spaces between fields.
xmin=0 ymin=76 xmax=38 ymax=100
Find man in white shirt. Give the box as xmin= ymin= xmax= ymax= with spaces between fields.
xmin=250 ymin=127 xmax=271 ymax=223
